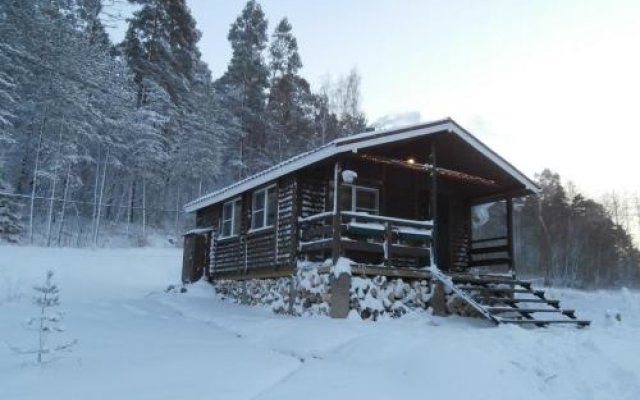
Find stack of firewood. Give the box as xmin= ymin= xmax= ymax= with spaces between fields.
xmin=350 ymin=276 xmax=432 ymax=320
xmin=215 ymin=271 xmax=440 ymax=320
xmin=214 ymin=268 xmax=332 ymax=316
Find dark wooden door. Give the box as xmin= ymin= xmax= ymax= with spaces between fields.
xmin=182 ymin=234 xmax=208 ymax=283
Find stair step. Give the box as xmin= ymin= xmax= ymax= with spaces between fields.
xmin=430 ymin=267 xmax=590 ymax=328
xmin=475 ymin=297 xmax=560 ymax=306
xmin=488 ymin=307 xmax=574 ymax=314
xmin=468 ymin=258 xmax=511 ymax=267
xmin=451 ymin=276 xmax=531 ymax=287
xmin=469 ymin=245 xmax=509 ymax=255
xmin=500 ymin=319 xmax=591 ymax=327
xmin=458 ymin=287 xmax=544 ymax=296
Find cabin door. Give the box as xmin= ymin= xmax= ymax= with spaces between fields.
xmin=181 ymin=233 xmax=208 ymax=283
xmin=193 ymin=234 xmax=209 ymax=281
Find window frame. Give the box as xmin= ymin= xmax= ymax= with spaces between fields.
xmin=220 ymin=197 xmax=241 ymax=239
xmin=351 ymin=184 xmax=380 ymax=215
xmin=328 ymin=183 xmax=380 ymax=215
xmin=250 ymin=184 xmax=277 ymax=232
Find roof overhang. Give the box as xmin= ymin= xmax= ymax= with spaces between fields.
xmin=184 ymin=118 xmax=540 ymax=213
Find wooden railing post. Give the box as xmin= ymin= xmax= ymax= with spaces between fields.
xmin=331 ymin=160 xmax=342 ymax=264
xmin=429 ymin=140 xmax=438 ymax=267
xmin=506 ymin=197 xmax=515 ymax=277
xmin=384 ymin=222 xmax=392 ymax=267
xmin=330 ymin=159 xmax=350 ymax=319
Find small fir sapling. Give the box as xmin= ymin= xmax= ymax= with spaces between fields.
xmin=11 ymin=270 xmax=77 ymax=364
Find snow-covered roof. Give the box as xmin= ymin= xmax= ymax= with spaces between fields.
xmin=183 ymin=226 xmax=215 ymax=236
xmin=184 ymin=118 xmax=539 ymax=213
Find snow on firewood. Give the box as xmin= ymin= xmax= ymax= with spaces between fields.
xmin=350 ymin=276 xmax=431 ymax=320
xmin=214 ymin=267 xmax=331 ymax=316
xmin=332 ymin=257 xmax=352 ymax=277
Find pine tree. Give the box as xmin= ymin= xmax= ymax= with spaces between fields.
xmin=9 ymin=271 xmax=77 ymax=364
xmin=216 ymin=0 xmax=269 ymax=177
xmin=122 ymin=0 xmax=213 ymax=237
xmin=0 ymin=43 xmax=18 ymax=139
xmin=266 ymin=18 xmax=314 ymax=162
xmin=0 ymin=13 xmax=24 ymax=243
xmin=0 ymin=168 xmax=23 ymax=243
xmin=124 ymin=0 xmax=201 ymax=107
xmin=172 ymin=60 xmax=225 ymax=186
xmin=28 ymin=270 xmax=76 ymax=364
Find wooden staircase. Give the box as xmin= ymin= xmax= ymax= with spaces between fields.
xmin=430 ymin=267 xmax=590 ymax=327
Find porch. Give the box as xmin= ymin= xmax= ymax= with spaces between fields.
xmin=297 ymin=208 xmax=515 ymax=276
xmin=298 ymin=211 xmax=434 ymax=269
xmin=295 ymin=134 xmax=523 ymax=276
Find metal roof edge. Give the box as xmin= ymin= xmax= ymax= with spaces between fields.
xmin=184 ymin=117 xmax=539 ymax=212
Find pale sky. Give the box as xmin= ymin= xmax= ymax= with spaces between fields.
xmin=106 ymin=0 xmax=640 ymax=198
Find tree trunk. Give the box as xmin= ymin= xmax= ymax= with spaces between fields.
xmin=94 ymin=147 xmax=109 ymax=247
xmin=46 ymin=122 xmax=64 ymax=247
xmin=142 ymin=176 xmax=147 ymax=241
xmin=29 ymin=111 xmax=47 ymax=244
xmin=91 ymin=145 xmax=101 ymax=239
xmin=57 ymin=164 xmax=71 ymax=247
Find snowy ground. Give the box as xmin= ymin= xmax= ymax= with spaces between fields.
xmin=1 ymin=246 xmax=639 ymax=400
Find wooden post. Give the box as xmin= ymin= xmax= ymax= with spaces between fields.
xmin=429 ymin=140 xmax=438 ymax=266
xmin=289 ymin=176 xmax=300 ymax=316
xmin=506 ymin=197 xmax=515 ymax=277
xmin=384 ymin=222 xmax=392 ymax=267
xmin=329 ymin=159 xmax=350 ymax=319
xmin=466 ymin=201 xmax=473 ymax=270
xmin=290 ymin=175 xmax=300 ymax=268
xmin=331 ymin=160 xmax=342 ymax=264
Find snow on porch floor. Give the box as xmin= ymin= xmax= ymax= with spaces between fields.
xmin=0 ymin=245 xmax=639 ymax=400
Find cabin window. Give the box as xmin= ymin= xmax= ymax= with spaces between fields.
xmin=354 ymin=186 xmax=379 ymax=214
xmin=331 ymin=184 xmax=379 ymax=214
xmin=221 ymin=198 xmax=241 ymax=238
xmin=251 ymin=185 xmax=277 ymax=230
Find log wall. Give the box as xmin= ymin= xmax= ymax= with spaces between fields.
xmin=276 ymin=176 xmax=297 ymax=265
xmin=200 ymin=176 xmax=301 ymax=278
xmin=299 ymin=176 xmax=326 ymax=218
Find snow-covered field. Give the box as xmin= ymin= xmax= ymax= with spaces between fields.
xmin=1 ymin=246 xmax=639 ymax=400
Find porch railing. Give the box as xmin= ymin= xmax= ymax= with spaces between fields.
xmin=468 ymin=236 xmax=512 ymax=273
xmin=298 ymin=211 xmax=433 ymax=268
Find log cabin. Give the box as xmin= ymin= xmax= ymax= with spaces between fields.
xmin=182 ymin=118 xmax=590 ymax=326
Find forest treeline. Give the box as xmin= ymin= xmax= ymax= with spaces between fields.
xmin=516 ymin=171 xmax=640 ymax=288
xmin=0 ymin=0 xmax=366 ymax=246
xmin=0 ymin=1 xmax=638 ymax=287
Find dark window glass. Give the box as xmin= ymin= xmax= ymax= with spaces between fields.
xmin=355 ymin=188 xmax=378 ymax=214
xmin=267 ymin=188 xmax=277 ymax=226
xmin=232 ymin=200 xmax=242 ymax=235
xmin=339 ymin=185 xmax=352 ymax=211
xmin=221 ymin=202 xmax=233 ymax=237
